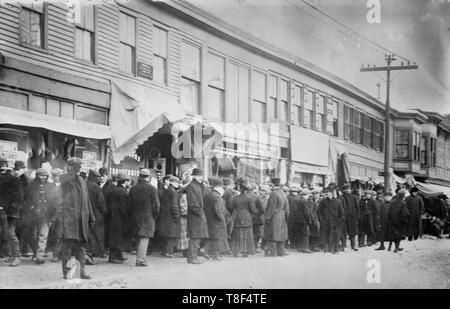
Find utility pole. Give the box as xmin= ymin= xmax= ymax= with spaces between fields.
xmin=360 ymin=54 xmax=418 ymax=193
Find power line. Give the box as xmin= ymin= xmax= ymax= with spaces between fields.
xmin=299 ymin=0 xmax=412 ymax=63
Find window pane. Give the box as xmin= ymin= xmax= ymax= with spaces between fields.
xmin=316 ymin=95 xmax=325 ymax=115
xmin=206 ymin=87 xmax=223 ymax=122
xmin=181 ymin=41 xmax=200 ymax=81
xmin=238 ymin=66 xmax=249 ymax=122
xmin=253 ymin=71 xmax=266 ymax=102
xmin=61 ymin=102 xmax=74 ymax=119
xmin=280 ymin=101 xmax=288 ymax=122
xmin=207 ymin=53 xmax=225 ymax=89
xmin=83 ymin=5 xmax=94 ymax=31
xmin=227 ymin=63 xmax=239 ymax=122
xmin=304 ymin=90 xmax=314 ymax=110
xmin=180 ymin=77 xmax=199 ymax=114
xmin=0 ymin=89 xmax=28 ymax=110
xmin=47 ymin=99 xmax=60 ymax=116
xmin=20 ymin=9 xmax=31 ymax=44
xmin=119 ymin=43 xmax=134 ymax=74
xmin=252 ymin=101 xmax=266 ymax=123
xmin=396 ymin=130 xmax=409 ymax=144
xmin=269 ymin=75 xmax=277 ymax=98
xmin=119 ymin=12 xmax=127 ymax=43
xmin=304 ymin=110 xmax=312 ymax=129
xmin=270 ymin=97 xmax=277 ymax=120
xmin=153 ymin=26 xmax=167 ymax=58
xmin=280 ymin=80 xmax=288 ymax=101
xmin=82 ymin=30 xmax=92 ymax=62
xmin=153 ymin=56 xmax=166 ymax=84
xmin=75 ymin=105 xmax=106 ymax=125
xmin=293 ymin=105 xmax=301 ymax=125
xmin=294 ymin=85 xmax=302 ymax=106
xmin=127 ymin=16 xmax=136 ymax=46
xmin=29 ymin=96 xmax=46 ymax=114
xmin=74 ymin=28 xmax=83 ymax=59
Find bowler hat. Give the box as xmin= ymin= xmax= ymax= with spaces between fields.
xmin=14 ymin=161 xmax=25 ymax=170
xmin=117 ymin=172 xmax=130 ymax=181
xmin=271 ymin=177 xmax=281 ymax=186
xmin=192 ymin=168 xmax=203 ymax=176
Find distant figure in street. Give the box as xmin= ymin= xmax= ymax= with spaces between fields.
xmin=105 ymin=172 xmax=130 ymax=264
xmin=60 ymin=157 xmax=95 ymax=280
xmin=204 ymin=177 xmax=227 ymax=260
xmin=129 ymin=169 xmax=160 ymax=267
xmin=387 ymin=189 xmax=408 ymax=253
xmin=263 ymin=177 xmax=289 ymax=257
xmin=184 ymin=168 xmax=208 ymax=264
xmin=405 ymin=187 xmax=424 ymax=241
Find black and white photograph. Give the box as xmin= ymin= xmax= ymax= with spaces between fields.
xmin=0 ymin=0 xmax=449 ymax=292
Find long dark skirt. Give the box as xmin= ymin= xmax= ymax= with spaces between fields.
xmin=230 ymin=226 xmax=255 ymax=255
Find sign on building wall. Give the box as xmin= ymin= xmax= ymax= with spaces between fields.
xmin=137 ymin=62 xmax=153 ymax=80
xmin=0 ymin=140 xmax=18 ymax=168
xmin=82 ymin=151 xmax=102 ymax=172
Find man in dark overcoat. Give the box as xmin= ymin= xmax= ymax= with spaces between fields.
xmin=60 ymin=158 xmax=95 ymax=279
xmin=387 ymin=189 xmax=409 ymax=253
xmin=405 ymin=187 xmax=424 ymax=241
xmin=341 ymin=184 xmax=359 ymax=251
xmin=157 ymin=174 xmax=180 ymax=258
xmin=308 ymin=190 xmax=321 ymax=252
xmin=129 ymin=169 xmax=160 ymax=266
xmin=86 ymin=169 xmax=107 ymax=264
xmin=250 ymin=184 xmax=266 ymax=252
xmin=105 ymin=172 xmax=130 ymax=264
xmin=317 ymin=186 xmax=345 ymax=254
xmin=359 ymin=190 xmax=377 ymax=247
xmin=49 ymin=168 xmax=64 ymax=262
xmin=295 ymin=188 xmax=313 ymax=253
xmin=375 ymin=191 xmax=392 ymax=250
xmin=184 ymin=168 xmax=208 ymax=264
xmin=263 ymin=177 xmax=289 ymax=257
xmin=204 ymin=178 xmax=227 ymax=260
xmin=287 ymin=186 xmax=300 ymax=249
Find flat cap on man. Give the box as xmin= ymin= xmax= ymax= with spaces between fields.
xmin=117 ymin=172 xmax=130 ymax=181
xmin=36 ymin=168 xmax=49 ymax=177
xmin=67 ymin=157 xmax=83 ymax=166
xmin=14 ymin=161 xmax=25 ymax=170
xmin=139 ymin=169 xmax=151 ymax=177
xmin=192 ymin=168 xmax=203 ymax=176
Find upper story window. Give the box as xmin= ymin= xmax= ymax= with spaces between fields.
xmin=373 ymin=120 xmax=384 ymax=152
xmin=327 ymin=99 xmax=338 ymax=137
xmin=19 ymin=3 xmax=45 ymax=49
xmin=74 ymin=5 xmax=95 ymax=63
xmin=206 ymin=52 xmax=225 ymax=121
xmin=363 ymin=115 xmax=373 ymax=147
xmin=119 ymin=12 xmax=136 ymax=75
xmin=252 ymin=70 xmax=267 ymax=123
xmin=344 ymin=105 xmax=351 ymax=140
xmin=354 ymin=110 xmax=363 ymax=144
xmin=304 ymin=90 xmax=314 ymax=129
xmin=395 ymin=129 xmax=409 ymax=159
xmin=430 ymin=137 xmax=437 ymax=167
xmin=280 ymin=79 xmax=289 ymax=122
xmin=421 ymin=135 xmax=428 ymax=165
xmin=153 ymin=26 xmax=168 ymax=85
xmin=228 ymin=62 xmax=250 ymax=122
xmin=268 ymin=75 xmax=277 ymax=120
xmin=413 ymin=132 xmax=420 ymax=161
xmin=315 ymin=94 xmax=325 ymax=132
xmin=291 ymin=85 xmax=302 ymax=126
xmin=180 ymin=40 xmax=201 ymax=114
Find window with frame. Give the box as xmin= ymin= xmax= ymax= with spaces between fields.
xmin=74 ymin=5 xmax=95 ymax=63
xmin=291 ymin=85 xmax=302 ymax=126
xmin=430 ymin=137 xmax=437 ymax=167
xmin=304 ymin=90 xmax=314 ymax=129
xmin=153 ymin=26 xmax=168 ymax=85
xmin=252 ymin=70 xmax=267 ymax=123
xmin=413 ymin=132 xmax=420 ymax=161
xmin=363 ymin=115 xmax=373 ymax=147
xmin=19 ymin=3 xmax=45 ymax=48
xmin=315 ymin=94 xmax=325 ymax=132
xmin=206 ymin=52 xmax=225 ymax=122
xmin=180 ymin=40 xmax=201 ymax=114
xmin=228 ymin=62 xmax=249 ymax=122
xmin=395 ymin=130 xmax=409 ymax=159
xmin=332 ymin=100 xmax=338 ymax=137
xmin=119 ymin=12 xmax=136 ymax=75
xmin=344 ymin=105 xmax=351 ymax=140
xmin=373 ymin=120 xmax=383 ymax=151
xmin=280 ymin=79 xmax=289 ymax=122
xmin=354 ymin=110 xmax=363 ymax=144
xmin=268 ymin=75 xmax=277 ymax=120
xmin=421 ymin=136 xmax=428 ymax=165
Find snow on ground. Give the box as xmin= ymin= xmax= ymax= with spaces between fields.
xmin=1 ymin=237 xmax=449 ymax=289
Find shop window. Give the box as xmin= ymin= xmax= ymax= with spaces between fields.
xmin=74 ymin=105 xmax=106 ymax=125
xmin=119 ymin=12 xmax=136 ymax=75
xmin=19 ymin=3 xmax=45 ymax=49
xmin=413 ymin=131 xmax=420 ymax=161
xmin=395 ymin=130 xmax=409 ymax=159
xmin=0 ymin=90 xmax=28 ymax=111
xmin=180 ymin=40 xmax=200 ymax=114
xmin=269 ymin=75 xmax=277 ymax=120
xmin=0 ymin=128 xmax=30 ymax=168
xmin=280 ymin=79 xmax=289 ymax=122
xmin=227 ymin=62 xmax=249 ymax=122
xmin=153 ymin=26 xmax=168 ymax=85
xmin=73 ymin=5 xmax=95 ymax=63
xmin=252 ymin=70 xmax=266 ymax=123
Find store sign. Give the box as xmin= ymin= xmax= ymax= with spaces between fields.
xmin=137 ymin=62 xmax=153 ymax=80
xmin=0 ymin=140 xmax=18 ymax=168
xmin=82 ymin=151 xmax=102 ymax=172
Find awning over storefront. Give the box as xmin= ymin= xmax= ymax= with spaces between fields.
xmin=110 ymin=80 xmax=185 ymax=163
xmin=415 ymin=181 xmax=450 ymax=197
xmin=0 ymin=105 xmax=111 ymax=140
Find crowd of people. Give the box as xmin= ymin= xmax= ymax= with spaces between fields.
xmin=0 ymin=156 xmax=449 ymax=281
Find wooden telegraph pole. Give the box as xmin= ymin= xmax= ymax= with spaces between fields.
xmin=360 ymin=54 xmax=418 ymax=193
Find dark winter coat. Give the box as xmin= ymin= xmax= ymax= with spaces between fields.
xmin=0 ymin=172 xmax=21 ymax=218
xmin=287 ymin=195 xmax=298 ymax=239
xmin=231 ymin=191 xmax=257 ymax=228
xmin=204 ymin=189 xmax=227 ymax=240
xmin=24 ymin=179 xmax=56 ymax=225
xmin=308 ymin=199 xmax=320 ymax=237
xmin=292 ymin=196 xmax=311 ymax=236
xmin=105 ymin=185 xmax=129 ymax=249
xmin=378 ymin=200 xmax=391 ymax=242
xmin=86 ymin=173 xmax=107 ymax=257
xmin=360 ymin=198 xmax=377 ymax=235
xmin=184 ymin=179 xmax=208 ymax=239
xmin=405 ymin=195 xmax=424 ymax=237
xmin=341 ymin=193 xmax=359 ymax=236
xmin=129 ymin=179 xmax=160 ymax=238
xmin=61 ymin=173 xmax=95 ymax=242
xmin=250 ymin=193 xmax=266 ymax=226
xmin=317 ymin=197 xmax=345 ymax=229
xmin=223 ymin=188 xmax=235 ymax=213
xmin=387 ymin=196 xmax=408 ymax=240
xmin=157 ymin=184 xmax=180 ymax=238
xmin=264 ymin=188 xmax=289 ymax=242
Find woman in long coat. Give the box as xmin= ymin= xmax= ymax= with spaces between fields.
xmin=387 ymin=189 xmax=409 ymax=253
xmin=86 ymin=170 xmax=107 ymax=261
xmin=229 ymin=179 xmax=257 ymax=257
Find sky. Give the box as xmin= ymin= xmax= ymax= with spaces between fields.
xmin=187 ymin=0 xmax=450 ymax=114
